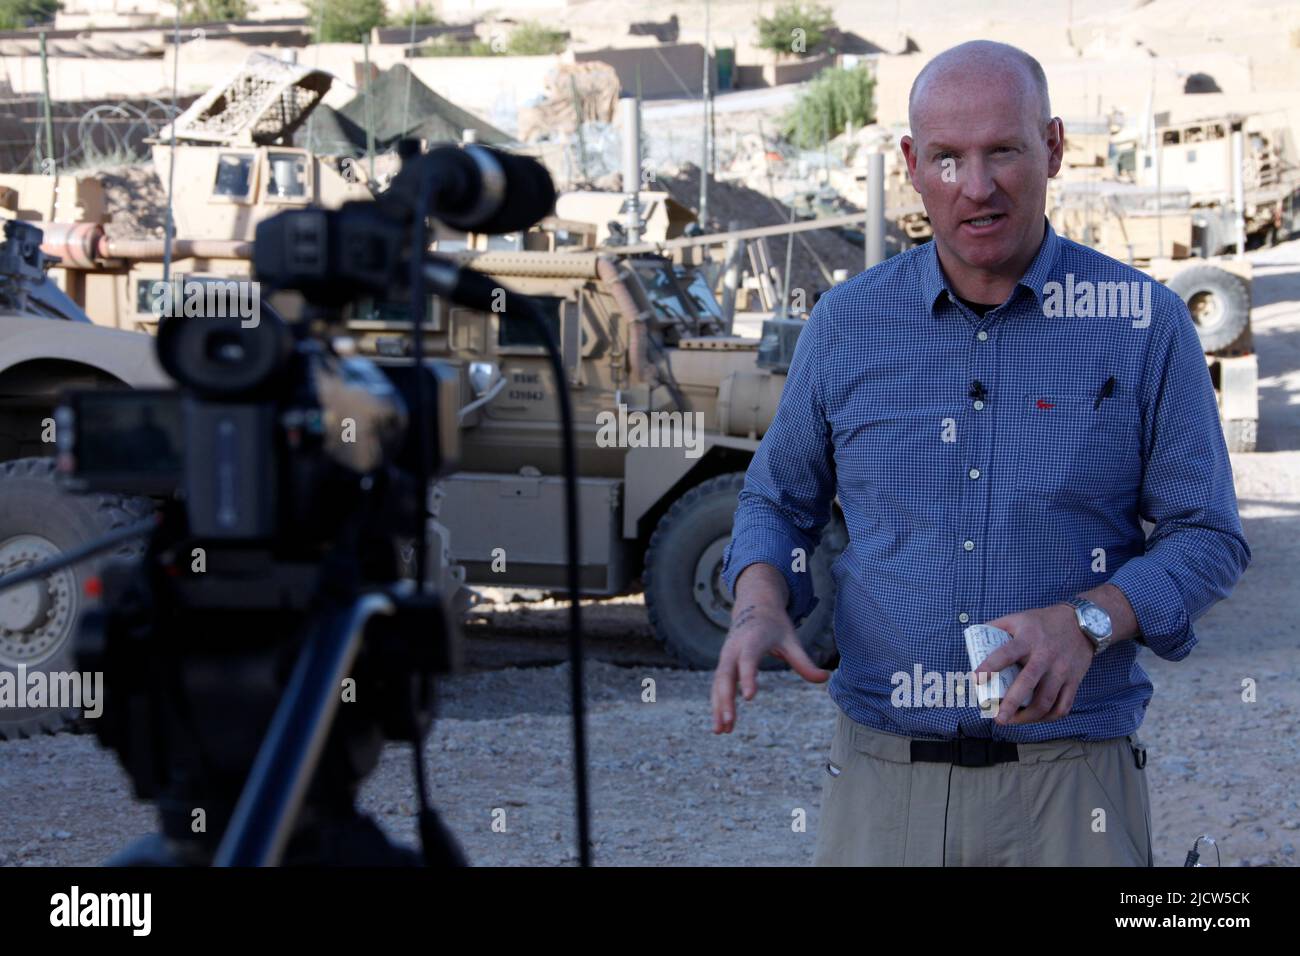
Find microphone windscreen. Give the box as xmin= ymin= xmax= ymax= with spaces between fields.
xmin=473 ymin=149 xmax=556 ymax=235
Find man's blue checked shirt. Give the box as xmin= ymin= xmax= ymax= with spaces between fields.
xmin=721 ymin=220 xmax=1250 ymax=742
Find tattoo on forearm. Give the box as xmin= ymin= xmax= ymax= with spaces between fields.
xmin=730 ymin=605 xmax=760 ymax=630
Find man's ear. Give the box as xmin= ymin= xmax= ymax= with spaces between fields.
xmin=1046 ymin=117 xmax=1065 ymax=179
xmin=900 ymin=135 xmax=919 ymax=189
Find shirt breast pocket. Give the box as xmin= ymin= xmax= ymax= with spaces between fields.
xmin=1013 ymin=391 xmax=1141 ymax=501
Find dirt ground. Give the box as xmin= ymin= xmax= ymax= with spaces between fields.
xmin=2 ymin=240 xmax=1298 ymax=868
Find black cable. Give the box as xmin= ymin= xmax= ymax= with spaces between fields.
xmin=0 ymin=516 xmax=156 ymax=594
xmin=408 ymin=168 xmax=436 ymax=596
xmin=410 ymin=257 xmax=591 ymax=865
xmin=497 ymin=287 xmax=591 ymax=867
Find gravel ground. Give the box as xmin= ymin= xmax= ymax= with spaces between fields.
xmin=2 ymin=244 xmax=1298 ymax=868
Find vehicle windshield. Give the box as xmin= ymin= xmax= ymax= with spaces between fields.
xmin=674 ymin=266 xmax=725 ymax=325
xmin=630 ymin=259 xmax=696 ymax=325
xmin=629 ymin=258 xmax=728 ymax=329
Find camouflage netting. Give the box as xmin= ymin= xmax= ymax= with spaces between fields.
xmin=164 ymin=53 xmax=332 ymax=146
xmin=296 ymin=106 xmax=368 ymax=158
xmin=332 ymin=64 xmax=511 ymax=153
xmin=518 ymin=62 xmax=622 ymax=144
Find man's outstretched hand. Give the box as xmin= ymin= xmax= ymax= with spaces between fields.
xmin=710 ymin=602 xmax=830 ymax=734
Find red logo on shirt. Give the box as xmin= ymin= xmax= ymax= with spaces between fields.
xmin=1035 ymin=399 xmax=1055 ymax=410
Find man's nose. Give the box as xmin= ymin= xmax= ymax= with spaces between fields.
xmin=959 ymin=158 xmax=997 ymax=204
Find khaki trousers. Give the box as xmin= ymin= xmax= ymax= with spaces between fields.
xmin=813 ymin=710 xmax=1154 ymax=866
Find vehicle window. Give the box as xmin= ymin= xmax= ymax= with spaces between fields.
xmin=213 ymin=153 xmax=254 ymax=199
xmin=630 ymin=261 xmax=694 ymax=324
xmin=498 ymin=294 xmax=563 ymax=349
xmin=267 ymin=152 xmax=308 ymax=199
xmin=675 ymin=267 xmax=724 ymax=323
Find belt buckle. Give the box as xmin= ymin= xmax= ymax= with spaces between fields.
xmin=955 ymin=736 xmax=994 ymax=767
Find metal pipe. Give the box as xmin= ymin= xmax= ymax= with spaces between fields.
xmin=1231 ymin=125 xmax=1246 ymax=258
xmin=609 ymin=206 xmax=922 ymax=255
xmin=37 ymin=222 xmax=255 ymax=265
xmin=596 ymin=256 xmax=657 ymax=387
xmin=866 ymin=151 xmax=886 ymax=267
xmin=620 ymin=98 xmax=641 ymax=243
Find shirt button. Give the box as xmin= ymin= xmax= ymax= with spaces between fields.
xmin=958 ymin=612 xmax=970 ymax=624
xmin=973 ymin=400 xmax=985 ymax=411
xmin=963 ymin=539 xmax=975 ymax=551
xmin=977 ymin=330 xmax=989 ymax=341
xmin=968 ymin=468 xmax=981 ymax=479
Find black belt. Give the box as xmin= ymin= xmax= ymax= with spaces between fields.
xmin=909 ymin=736 xmax=1019 ymax=767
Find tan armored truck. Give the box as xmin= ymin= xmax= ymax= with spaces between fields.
xmin=1049 ymin=181 xmax=1259 ymax=452
xmin=1111 ymin=112 xmax=1300 ymax=252
xmin=0 ymin=52 xmax=373 ymax=335
xmin=350 ymin=248 xmax=844 ymax=670
xmin=0 ymin=220 xmax=169 ymax=740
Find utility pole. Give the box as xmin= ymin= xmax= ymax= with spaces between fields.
xmin=38 ymin=32 xmax=54 ymax=171
xmin=363 ymin=35 xmax=376 ymax=184
xmin=699 ymin=0 xmax=711 ymax=231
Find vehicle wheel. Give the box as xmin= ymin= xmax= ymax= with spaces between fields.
xmin=1166 ymin=265 xmax=1250 ymax=353
xmin=0 ymin=458 xmax=152 ymax=739
xmin=643 ymin=472 xmax=845 ymax=670
xmin=1224 ymin=418 xmax=1258 ymax=454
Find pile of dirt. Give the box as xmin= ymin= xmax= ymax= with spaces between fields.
xmin=659 ymin=162 xmax=878 ymax=300
xmin=96 ymin=163 xmax=167 ymax=240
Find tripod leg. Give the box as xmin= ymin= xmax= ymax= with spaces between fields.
xmin=213 ymin=593 xmax=395 ymax=867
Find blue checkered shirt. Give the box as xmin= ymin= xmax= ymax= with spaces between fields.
xmin=721 ymin=220 xmax=1250 ymax=742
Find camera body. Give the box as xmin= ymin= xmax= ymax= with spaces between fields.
xmin=54 ymin=240 xmax=464 ymax=866
xmin=41 ymin=143 xmax=561 ymax=866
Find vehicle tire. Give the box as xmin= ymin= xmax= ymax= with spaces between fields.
xmin=1165 ymin=265 xmax=1250 ymax=353
xmin=0 ymin=457 xmax=153 ymax=739
xmin=1224 ymin=418 xmax=1258 ymax=454
xmin=643 ymin=472 xmax=845 ymax=671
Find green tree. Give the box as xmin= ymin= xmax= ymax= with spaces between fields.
xmin=182 ymin=0 xmax=249 ymax=23
xmin=307 ymin=0 xmax=387 ymax=43
xmin=505 ymin=21 xmax=568 ymax=55
xmin=387 ymin=3 xmax=439 ymax=26
xmin=755 ymin=1 xmax=835 ymax=59
xmin=0 ymin=0 xmax=60 ymax=30
xmin=781 ymin=65 xmax=875 ymax=149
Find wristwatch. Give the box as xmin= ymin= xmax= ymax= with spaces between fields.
xmin=1066 ymin=597 xmax=1113 ymax=654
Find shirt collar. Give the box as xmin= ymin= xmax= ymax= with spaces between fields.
xmin=920 ymin=217 xmax=1061 ymax=315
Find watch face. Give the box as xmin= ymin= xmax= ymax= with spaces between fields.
xmin=1081 ymin=604 xmax=1111 ymax=637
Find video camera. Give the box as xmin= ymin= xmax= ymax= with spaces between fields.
xmin=43 ymin=143 xmax=589 ymax=866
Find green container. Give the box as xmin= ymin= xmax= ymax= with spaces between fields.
xmin=715 ymin=47 xmax=735 ymax=91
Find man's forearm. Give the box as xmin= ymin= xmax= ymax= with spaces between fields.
xmin=732 ymin=563 xmax=790 ymax=617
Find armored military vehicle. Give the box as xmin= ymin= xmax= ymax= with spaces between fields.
xmin=1048 ymin=181 xmax=1259 ymax=452
xmin=350 ymin=247 xmax=844 ymax=670
xmin=0 ymin=219 xmax=167 ymax=740
xmin=0 ymin=53 xmax=374 ymax=336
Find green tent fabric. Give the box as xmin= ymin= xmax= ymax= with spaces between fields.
xmin=337 ymin=63 xmax=511 ymax=150
xmin=294 ymin=105 xmax=367 ymax=157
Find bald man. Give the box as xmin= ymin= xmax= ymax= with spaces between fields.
xmin=713 ymin=41 xmax=1249 ymax=866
